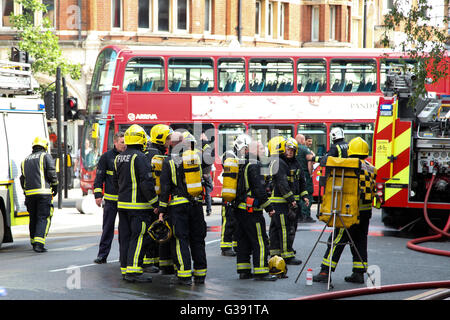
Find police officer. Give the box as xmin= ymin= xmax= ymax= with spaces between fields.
xmin=93 ymin=131 xmax=126 ymax=264
xmin=233 ymin=135 xmax=277 ymax=281
xmin=284 ymin=137 xmax=309 ymax=260
xmin=267 ymin=136 xmax=303 ymax=265
xmin=219 ymin=149 xmax=238 ymax=256
xmin=20 ymin=137 xmax=58 ymax=253
xmin=143 ymin=124 xmax=173 ymax=273
xmin=158 ymin=132 xmax=207 ymax=286
xmin=313 ymin=137 xmax=376 ymax=284
xmin=114 ymin=124 xmax=157 ymax=283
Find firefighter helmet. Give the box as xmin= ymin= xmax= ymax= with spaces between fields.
xmin=32 ymin=136 xmax=49 ymax=151
xmin=124 ymin=124 xmax=147 ymax=146
xmin=348 ymin=137 xmax=369 ymax=157
xmin=148 ymin=220 xmax=172 ymax=243
xmin=150 ymin=124 xmax=173 ymax=145
xmin=330 ymin=127 xmax=345 ymax=143
xmin=233 ymin=134 xmax=252 ymax=152
xmin=268 ymin=136 xmax=286 ymax=155
xmin=182 ymin=131 xmax=197 ymax=144
xmin=285 ymin=137 xmax=298 ymax=156
xmin=268 ymin=255 xmax=288 ymax=278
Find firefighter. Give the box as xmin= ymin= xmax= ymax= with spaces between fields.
xmin=142 ymin=124 xmax=173 ymax=273
xmin=200 ymin=132 xmax=214 ymax=216
xmin=158 ymin=132 xmax=207 ymax=286
xmin=233 ymin=135 xmax=277 ymax=281
xmin=220 ymin=149 xmax=238 ymax=256
xmin=114 ymin=124 xmax=157 ymax=283
xmin=93 ymin=131 xmax=126 ymax=264
xmin=315 ymin=127 xmax=348 ymax=166
xmin=313 ymin=137 xmax=376 ymax=284
xmin=284 ymin=137 xmax=310 ymax=259
xmin=267 ymin=136 xmax=303 ymax=265
xmin=20 ymin=137 xmax=58 ymax=253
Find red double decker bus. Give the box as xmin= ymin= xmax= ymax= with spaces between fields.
xmin=79 ymin=45 xmax=449 ymax=198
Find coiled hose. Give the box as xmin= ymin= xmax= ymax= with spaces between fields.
xmin=406 ymin=172 xmax=450 ymax=257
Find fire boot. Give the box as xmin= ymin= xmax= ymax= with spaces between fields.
xmin=313 ymin=270 xmax=330 ymax=283
xmin=344 ymin=272 xmax=364 ymax=284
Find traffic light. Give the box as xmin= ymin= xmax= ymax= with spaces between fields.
xmin=44 ymin=91 xmax=55 ymax=120
xmin=65 ymin=96 xmax=78 ymax=120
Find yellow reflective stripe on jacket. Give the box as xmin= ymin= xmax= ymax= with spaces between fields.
xmin=130 ymin=154 xmax=138 ymax=203
xmin=237 ymin=202 xmax=263 ymax=211
xmin=300 ymin=191 xmax=308 ymax=197
xmin=169 ymin=159 xmax=177 ymax=186
xmin=104 ymin=193 xmax=118 ymax=201
xmin=106 ymin=170 xmax=114 ymax=175
xmin=39 ymin=153 xmax=46 ymax=189
xmin=118 ymin=201 xmax=154 ymax=210
xmin=25 ymin=188 xmax=52 ymax=196
xmin=269 ymin=196 xmax=287 ymax=203
xmin=94 ymin=188 xmax=103 ymax=193
xmin=282 ymin=191 xmax=293 ymax=199
xmin=169 ymin=196 xmax=190 ymax=206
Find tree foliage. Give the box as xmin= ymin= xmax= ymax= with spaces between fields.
xmin=382 ymin=0 xmax=449 ymax=104
xmin=10 ymin=0 xmax=81 ymax=81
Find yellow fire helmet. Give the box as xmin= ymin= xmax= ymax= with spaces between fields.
xmin=268 ymin=255 xmax=288 ymax=278
xmin=124 ymin=124 xmax=147 ymax=147
xmin=150 ymin=124 xmax=173 ymax=145
xmin=348 ymin=137 xmax=369 ymax=157
xmin=32 ymin=136 xmax=49 ymax=151
xmin=268 ymin=136 xmax=286 ymax=156
xmin=285 ymin=137 xmax=299 ymax=156
xmin=148 ymin=220 xmax=172 ymax=243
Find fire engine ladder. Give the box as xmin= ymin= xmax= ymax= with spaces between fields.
xmin=0 ymin=60 xmax=36 ymax=95
xmin=295 ymin=166 xmax=376 ymax=290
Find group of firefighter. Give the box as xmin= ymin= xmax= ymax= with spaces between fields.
xmin=20 ymin=123 xmax=376 ymax=286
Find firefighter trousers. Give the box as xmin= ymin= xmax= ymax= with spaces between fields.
xmin=97 ymin=200 xmax=117 ymax=259
xmin=25 ymin=195 xmax=53 ymax=247
xmin=320 ymin=210 xmax=371 ymax=273
xmin=159 ymin=213 xmax=175 ymax=273
xmin=269 ymin=203 xmax=296 ymax=260
xmin=170 ymin=202 xmax=207 ymax=280
xmin=234 ymin=208 xmax=270 ymax=276
xmin=220 ymin=203 xmax=237 ymax=251
xmin=143 ymin=211 xmax=160 ymax=268
xmin=118 ymin=209 xmax=152 ymax=275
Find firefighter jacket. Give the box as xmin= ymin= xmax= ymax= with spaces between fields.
xmin=358 ymin=159 xmax=376 ymax=214
xmin=145 ymin=143 xmax=166 ymax=162
xmin=234 ymin=158 xmax=274 ymax=213
xmin=201 ymin=140 xmax=214 ymax=176
xmin=93 ymin=147 xmax=120 ymax=201
xmin=317 ymin=139 xmax=349 ymax=166
xmin=20 ymin=149 xmax=58 ymax=196
xmin=158 ymin=151 xmax=202 ymax=214
xmin=268 ymin=155 xmax=296 ymax=205
xmin=113 ymin=145 xmax=157 ymax=210
xmin=285 ymin=156 xmax=309 ymax=202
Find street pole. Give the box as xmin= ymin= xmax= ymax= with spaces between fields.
xmin=62 ymin=77 xmax=68 ymax=199
xmin=56 ymin=67 xmax=63 ymax=209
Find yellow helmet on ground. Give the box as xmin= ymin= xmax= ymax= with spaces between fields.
xmin=124 ymin=124 xmax=147 ymax=146
xmin=268 ymin=136 xmax=286 ymax=156
xmin=32 ymin=136 xmax=49 ymax=151
xmin=148 ymin=220 xmax=172 ymax=243
xmin=268 ymin=255 xmax=288 ymax=278
xmin=150 ymin=124 xmax=173 ymax=145
xmin=348 ymin=137 xmax=369 ymax=157
xmin=285 ymin=137 xmax=298 ymax=155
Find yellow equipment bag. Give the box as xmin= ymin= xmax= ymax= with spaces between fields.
xmin=319 ymin=157 xmax=360 ymax=228
xmin=151 ymin=154 xmax=166 ymax=195
xmin=182 ymin=150 xmax=203 ymax=197
xmin=221 ymin=157 xmax=239 ymax=202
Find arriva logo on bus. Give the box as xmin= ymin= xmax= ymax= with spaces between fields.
xmin=128 ymin=113 xmax=158 ymax=121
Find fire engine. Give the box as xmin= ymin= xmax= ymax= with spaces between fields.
xmin=373 ymin=70 xmax=450 ymax=231
xmin=0 ymin=53 xmax=49 ymax=248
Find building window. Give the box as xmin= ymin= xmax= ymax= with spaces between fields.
xmin=139 ymin=0 xmax=151 ymax=29
xmin=1 ymin=0 xmax=14 ymax=27
xmin=42 ymin=0 xmax=54 ymax=27
xmin=278 ymin=3 xmax=285 ymax=40
xmin=311 ymin=6 xmax=319 ymax=41
xmin=158 ymin=0 xmax=169 ymax=31
xmin=255 ymin=0 xmax=261 ymax=36
xmin=112 ymin=0 xmax=121 ymax=29
xmin=204 ymin=0 xmax=211 ymax=32
xmin=268 ymin=2 xmax=273 ymax=37
xmin=177 ymin=0 xmax=187 ymax=31
xmin=329 ymin=5 xmax=335 ymax=40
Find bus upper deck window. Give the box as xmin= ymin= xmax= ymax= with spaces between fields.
xmin=248 ymin=58 xmax=293 ymax=92
xmin=330 ymin=59 xmax=377 ymax=93
xmin=297 ymin=59 xmax=327 ymax=92
xmin=124 ymin=57 xmax=164 ymax=92
xmin=168 ymin=57 xmax=214 ymax=92
xmin=218 ymin=58 xmax=245 ymax=93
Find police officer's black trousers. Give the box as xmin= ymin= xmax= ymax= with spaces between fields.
xmin=143 ymin=211 xmax=160 ymax=267
xmin=220 ymin=203 xmax=237 ymax=251
xmin=170 ymin=203 xmax=207 ymax=280
xmin=320 ymin=210 xmax=371 ymax=273
xmin=97 ymin=200 xmax=117 ymax=259
xmin=269 ymin=203 xmax=295 ymax=260
xmin=234 ymin=209 xmax=270 ymax=276
xmin=25 ymin=195 xmax=53 ymax=247
xmin=118 ymin=209 xmax=152 ymax=275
